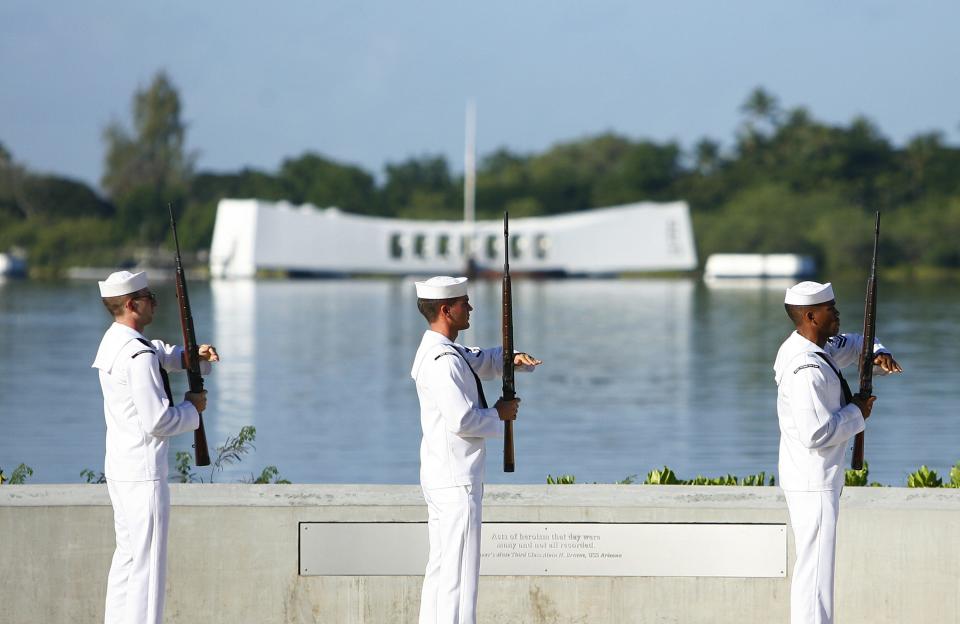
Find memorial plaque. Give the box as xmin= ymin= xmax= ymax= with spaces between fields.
xmin=300 ymin=522 xmax=786 ymax=577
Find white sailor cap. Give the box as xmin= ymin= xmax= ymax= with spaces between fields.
xmin=98 ymin=270 xmax=148 ymax=298
xmin=415 ymin=276 xmax=468 ymax=300
xmin=784 ymin=281 xmax=835 ymax=306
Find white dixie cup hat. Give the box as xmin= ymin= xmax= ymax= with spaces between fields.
xmin=784 ymin=281 xmax=835 ymax=306
xmin=98 ymin=270 xmax=149 ymax=297
xmin=415 ymin=276 xmax=469 ymax=300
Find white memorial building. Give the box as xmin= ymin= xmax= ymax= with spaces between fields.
xmin=208 ymin=199 xmax=698 ymax=278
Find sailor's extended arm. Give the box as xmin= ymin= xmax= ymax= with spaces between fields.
xmin=459 ymin=346 xmax=504 ymax=380
xmin=826 ymin=333 xmax=890 ymax=373
xmin=460 ymin=346 xmax=539 ymax=379
xmin=151 ymin=340 xmax=212 ymax=374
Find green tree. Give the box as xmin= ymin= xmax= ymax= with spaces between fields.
xmin=102 ymin=70 xmax=193 ymax=199
xmin=693 ymin=138 xmax=721 ymax=175
xmin=740 ymin=86 xmax=782 ymax=131
xmin=191 ymin=169 xmax=288 ymax=205
xmin=0 ymin=142 xmax=34 ymax=220
xmin=383 ymin=155 xmax=456 ymax=218
xmin=19 ymin=174 xmax=113 ymax=220
xmin=735 ymin=87 xmax=783 ymax=170
xmin=476 ymin=148 xmax=532 ymax=217
xmin=278 ymin=152 xmax=377 ymax=214
xmin=523 ymin=134 xmax=632 ymax=216
xmin=592 ymin=140 xmax=682 ymax=206
xmin=102 ymin=70 xmax=194 ymax=243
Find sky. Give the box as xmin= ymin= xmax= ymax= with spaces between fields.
xmin=1 ymin=1 xmax=959 ymax=191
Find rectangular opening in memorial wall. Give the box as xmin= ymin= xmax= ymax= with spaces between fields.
xmin=299 ymin=522 xmax=787 ymax=578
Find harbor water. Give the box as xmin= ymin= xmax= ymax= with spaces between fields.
xmin=0 ymin=276 xmax=956 ymax=487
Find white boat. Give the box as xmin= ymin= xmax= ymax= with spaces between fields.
xmin=703 ymin=253 xmax=815 ymax=282
xmin=0 ymin=253 xmax=26 ymax=277
xmin=208 ymin=199 xmax=698 ymax=279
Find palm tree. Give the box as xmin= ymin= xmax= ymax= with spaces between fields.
xmin=740 ymin=87 xmax=782 ymax=129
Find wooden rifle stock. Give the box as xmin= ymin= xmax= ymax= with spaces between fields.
xmin=852 ymin=211 xmax=880 ymax=470
xmin=168 ymin=204 xmax=211 ymax=467
xmin=501 ymin=211 xmax=516 ymax=473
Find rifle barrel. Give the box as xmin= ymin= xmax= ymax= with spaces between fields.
xmin=168 ymin=204 xmax=211 ymax=467
xmin=502 ymin=211 xmax=515 ymax=472
xmin=852 ymin=211 xmax=880 ymax=471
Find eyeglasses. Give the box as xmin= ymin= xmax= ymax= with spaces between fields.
xmin=131 ymin=291 xmax=157 ymax=305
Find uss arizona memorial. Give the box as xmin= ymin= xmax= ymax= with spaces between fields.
xmin=208 ymin=198 xmax=699 ymax=278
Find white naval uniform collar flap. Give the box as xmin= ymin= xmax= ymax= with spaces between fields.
xmin=92 ymin=323 xmax=148 ymax=373
xmin=411 ymin=330 xmax=456 ymax=381
xmin=773 ymin=331 xmax=826 ymax=386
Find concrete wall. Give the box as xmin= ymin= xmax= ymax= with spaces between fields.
xmin=1 ymin=484 xmax=958 ymax=623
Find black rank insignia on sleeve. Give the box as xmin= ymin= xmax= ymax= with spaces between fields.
xmin=827 ymin=335 xmax=847 ymax=348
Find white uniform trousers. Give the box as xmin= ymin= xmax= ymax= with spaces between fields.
xmin=784 ymin=489 xmax=842 ymax=624
xmin=419 ymin=484 xmax=483 ymax=624
xmin=104 ymin=479 xmax=170 ymax=624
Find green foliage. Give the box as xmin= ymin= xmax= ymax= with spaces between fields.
xmin=616 ymin=474 xmax=638 ymax=485
xmin=383 ymin=155 xmax=457 ymax=218
xmin=280 ymin=152 xmax=377 ymax=214
xmin=18 ymin=174 xmax=113 ymax=220
xmin=845 ymin=462 xmax=870 ymax=487
xmin=80 ymin=469 xmax=106 ymax=484
xmin=209 ymin=425 xmax=257 ymax=482
xmin=685 ymin=474 xmax=734 ymax=486
xmin=907 ymin=465 xmax=943 ymax=488
xmin=116 ymin=186 xmax=186 ymax=245
xmin=740 ymin=472 xmax=774 ymax=487
xmin=644 ymin=466 xmax=680 ymax=485
xmin=174 ymin=451 xmax=200 ymax=483
xmin=250 ymin=466 xmax=291 ymax=484
xmin=171 ymin=426 xmax=290 ymax=485
xmin=102 ymin=70 xmax=193 ymax=202
xmin=645 ymin=466 xmax=775 ymax=486
xmin=949 ymin=463 xmax=960 ymax=489
xmin=0 ymin=463 xmax=33 ymax=485
xmin=0 ymin=217 xmax=123 ymax=270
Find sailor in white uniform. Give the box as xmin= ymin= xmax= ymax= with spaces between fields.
xmin=92 ymin=271 xmax=219 ymax=624
xmin=773 ymin=281 xmax=901 ymax=624
xmin=411 ymin=276 xmax=541 ymax=624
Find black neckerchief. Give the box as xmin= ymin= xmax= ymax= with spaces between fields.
xmin=435 ymin=346 xmax=489 ymax=409
xmin=133 ymin=338 xmax=174 ymax=402
xmin=813 ymin=351 xmax=853 ymax=406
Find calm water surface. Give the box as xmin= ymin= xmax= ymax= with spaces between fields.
xmin=0 ymin=277 xmax=956 ymax=486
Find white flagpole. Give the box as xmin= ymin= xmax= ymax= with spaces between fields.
xmin=463 ymin=98 xmax=477 ymax=274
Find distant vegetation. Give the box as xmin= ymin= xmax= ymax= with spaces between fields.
xmin=2 ymin=71 xmax=960 ymax=276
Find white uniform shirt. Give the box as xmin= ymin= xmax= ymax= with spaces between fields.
xmin=411 ymin=330 xmax=507 ymax=489
xmin=773 ymin=331 xmax=888 ymax=491
xmin=92 ymin=322 xmax=208 ymax=481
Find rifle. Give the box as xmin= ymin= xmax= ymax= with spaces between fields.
xmin=852 ymin=211 xmax=880 ymax=470
xmin=168 ymin=204 xmax=211 ymax=467
xmin=501 ymin=211 xmax=516 ymax=473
